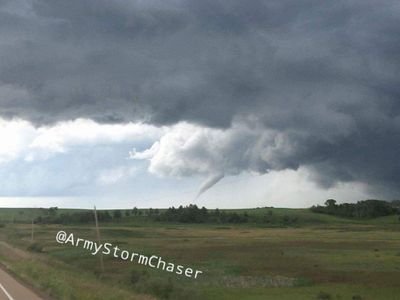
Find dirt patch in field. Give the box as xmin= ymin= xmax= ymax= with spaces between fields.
xmin=218 ymin=275 xmax=297 ymax=288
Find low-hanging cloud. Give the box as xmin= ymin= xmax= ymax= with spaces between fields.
xmin=131 ymin=120 xmax=400 ymax=198
xmin=0 ymin=0 xmax=400 ymax=198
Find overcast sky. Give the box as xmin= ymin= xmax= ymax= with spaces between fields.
xmin=0 ymin=0 xmax=399 ymax=208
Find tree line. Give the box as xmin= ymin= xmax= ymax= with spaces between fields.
xmin=153 ymin=205 xmax=250 ymax=223
xmin=32 ymin=199 xmax=400 ymax=225
xmin=310 ymin=199 xmax=399 ymax=218
xmin=34 ymin=205 xmax=253 ymax=225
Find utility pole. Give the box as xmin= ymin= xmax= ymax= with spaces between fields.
xmin=31 ymin=218 xmax=34 ymax=242
xmin=93 ymin=206 xmax=104 ymax=273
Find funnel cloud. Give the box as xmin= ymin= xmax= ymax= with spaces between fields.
xmin=196 ymin=173 xmax=224 ymax=199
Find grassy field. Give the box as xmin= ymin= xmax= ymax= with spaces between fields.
xmin=0 ymin=207 xmax=399 ymax=299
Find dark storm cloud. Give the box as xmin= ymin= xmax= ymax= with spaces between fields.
xmin=1 ymin=0 xmax=400 ymax=197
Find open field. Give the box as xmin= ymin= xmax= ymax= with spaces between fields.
xmin=0 ymin=207 xmax=399 ymax=299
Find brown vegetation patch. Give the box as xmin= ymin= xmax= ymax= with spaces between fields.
xmin=218 ymin=275 xmax=297 ymax=288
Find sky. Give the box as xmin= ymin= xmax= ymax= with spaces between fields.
xmin=0 ymin=0 xmax=399 ymax=208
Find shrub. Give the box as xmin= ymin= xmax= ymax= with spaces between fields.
xmin=130 ymin=270 xmax=141 ymax=285
xmin=27 ymin=242 xmax=44 ymax=253
xmin=149 ymin=278 xmax=174 ymax=299
xmin=130 ymin=269 xmax=148 ymax=285
xmin=293 ymin=277 xmax=313 ymax=287
xmin=317 ymin=291 xmax=332 ymax=300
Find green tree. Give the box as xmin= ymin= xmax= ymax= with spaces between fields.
xmin=325 ymin=199 xmax=337 ymax=208
xmin=132 ymin=207 xmax=138 ymax=215
xmin=113 ymin=210 xmax=122 ymax=219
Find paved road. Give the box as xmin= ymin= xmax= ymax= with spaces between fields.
xmin=0 ymin=267 xmax=43 ymax=300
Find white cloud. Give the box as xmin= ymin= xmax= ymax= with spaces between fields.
xmin=0 ymin=118 xmax=165 ymax=197
xmin=0 ymin=119 xmax=36 ymax=163
xmin=0 ymin=118 xmax=164 ymax=163
xmin=130 ymin=121 xmax=289 ymax=178
xmin=129 ymin=142 xmax=160 ymax=160
xmin=29 ymin=119 xmax=163 ymax=153
xmin=130 ymin=121 xmax=297 ymax=197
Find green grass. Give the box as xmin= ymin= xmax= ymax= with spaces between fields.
xmin=0 ymin=207 xmax=399 ymax=299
